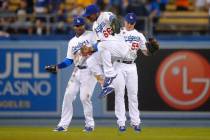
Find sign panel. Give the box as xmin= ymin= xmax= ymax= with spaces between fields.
xmin=106 ymin=49 xmax=210 ymax=112
xmin=0 ymin=47 xmax=59 ymax=116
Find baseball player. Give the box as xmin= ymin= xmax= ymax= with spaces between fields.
xmin=45 ymin=17 xmax=97 ymax=132
xmin=83 ymin=4 xmax=131 ymax=98
xmin=113 ymin=13 xmax=159 ymax=132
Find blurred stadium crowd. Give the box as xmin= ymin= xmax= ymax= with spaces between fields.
xmin=0 ymin=0 xmax=210 ymax=36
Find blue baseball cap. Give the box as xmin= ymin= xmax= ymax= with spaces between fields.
xmin=73 ymin=17 xmax=85 ymax=26
xmin=83 ymin=4 xmax=100 ymax=17
xmin=124 ymin=13 xmax=136 ymax=24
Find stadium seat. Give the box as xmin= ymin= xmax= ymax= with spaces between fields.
xmin=155 ymin=11 xmax=209 ymax=34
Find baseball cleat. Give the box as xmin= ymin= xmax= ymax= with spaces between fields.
xmin=53 ymin=126 xmax=67 ymax=132
xmin=132 ymin=125 xmax=141 ymax=132
xmin=103 ymin=75 xmax=117 ymax=88
xmin=118 ymin=126 xmax=126 ymax=132
xmin=83 ymin=126 xmax=94 ymax=132
xmin=98 ymin=86 xmax=114 ymax=98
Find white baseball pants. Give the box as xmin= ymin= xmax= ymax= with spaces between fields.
xmin=113 ymin=62 xmax=141 ymax=126
xmin=57 ymin=68 xmax=97 ymax=129
xmin=87 ymin=40 xmax=130 ymax=77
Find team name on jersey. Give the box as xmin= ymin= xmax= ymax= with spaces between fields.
xmin=95 ymin=21 xmax=106 ymax=33
xmin=124 ymin=35 xmax=141 ymax=43
xmin=72 ymin=40 xmax=90 ymax=54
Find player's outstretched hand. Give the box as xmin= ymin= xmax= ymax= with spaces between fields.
xmin=146 ymin=37 xmax=159 ymax=55
xmin=45 ymin=65 xmax=57 ymax=74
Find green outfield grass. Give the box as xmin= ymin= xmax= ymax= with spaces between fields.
xmin=0 ymin=126 xmax=210 ymax=140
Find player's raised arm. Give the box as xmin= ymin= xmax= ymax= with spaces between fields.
xmin=109 ymin=15 xmax=121 ymax=35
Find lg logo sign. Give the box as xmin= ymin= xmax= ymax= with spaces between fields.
xmin=156 ymin=51 xmax=210 ymax=110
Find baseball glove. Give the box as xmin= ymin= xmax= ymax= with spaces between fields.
xmin=80 ymin=45 xmax=94 ymax=56
xmin=45 ymin=65 xmax=57 ymax=74
xmin=110 ymin=18 xmax=121 ymax=35
xmin=146 ymin=38 xmax=159 ymax=55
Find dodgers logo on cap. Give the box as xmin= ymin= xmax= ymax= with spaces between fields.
xmin=125 ymin=13 xmax=137 ymax=24
xmin=73 ymin=17 xmax=85 ymax=26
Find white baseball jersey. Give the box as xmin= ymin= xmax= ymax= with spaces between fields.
xmin=113 ymin=28 xmax=148 ymax=127
xmin=66 ymin=30 xmax=97 ymax=66
xmin=92 ymin=12 xmax=124 ymax=41
xmin=87 ymin=12 xmax=130 ymax=77
xmin=57 ymin=31 xmax=97 ymax=129
xmin=120 ymin=28 xmax=147 ymax=61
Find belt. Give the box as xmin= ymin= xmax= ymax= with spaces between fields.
xmin=77 ymin=65 xmax=87 ymax=69
xmin=117 ymin=60 xmax=134 ymax=64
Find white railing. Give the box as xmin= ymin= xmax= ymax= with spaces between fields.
xmin=0 ymin=13 xmax=151 ymax=35
xmin=0 ymin=13 xmax=209 ymax=36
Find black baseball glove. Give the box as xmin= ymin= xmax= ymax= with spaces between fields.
xmin=110 ymin=18 xmax=121 ymax=35
xmin=45 ymin=65 xmax=57 ymax=74
xmin=146 ymin=38 xmax=159 ymax=55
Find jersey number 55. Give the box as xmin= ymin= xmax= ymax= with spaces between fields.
xmin=131 ymin=42 xmax=139 ymax=50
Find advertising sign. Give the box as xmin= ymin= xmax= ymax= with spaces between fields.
xmin=106 ymin=49 xmax=210 ymax=113
xmin=0 ymin=47 xmax=59 ymax=116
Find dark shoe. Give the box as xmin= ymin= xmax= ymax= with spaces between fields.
xmin=83 ymin=126 xmax=94 ymax=132
xmin=118 ymin=126 xmax=126 ymax=132
xmin=53 ymin=126 xmax=67 ymax=132
xmin=132 ymin=125 xmax=141 ymax=132
xmin=98 ymin=86 xmax=114 ymax=98
xmin=103 ymin=75 xmax=117 ymax=87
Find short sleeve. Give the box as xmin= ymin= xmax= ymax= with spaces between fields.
xmin=66 ymin=40 xmax=74 ymax=59
xmin=139 ymin=33 xmax=147 ymax=51
xmin=104 ymin=12 xmax=116 ymax=23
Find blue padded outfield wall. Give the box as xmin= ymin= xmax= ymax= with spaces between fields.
xmin=0 ymin=39 xmax=210 ymax=119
